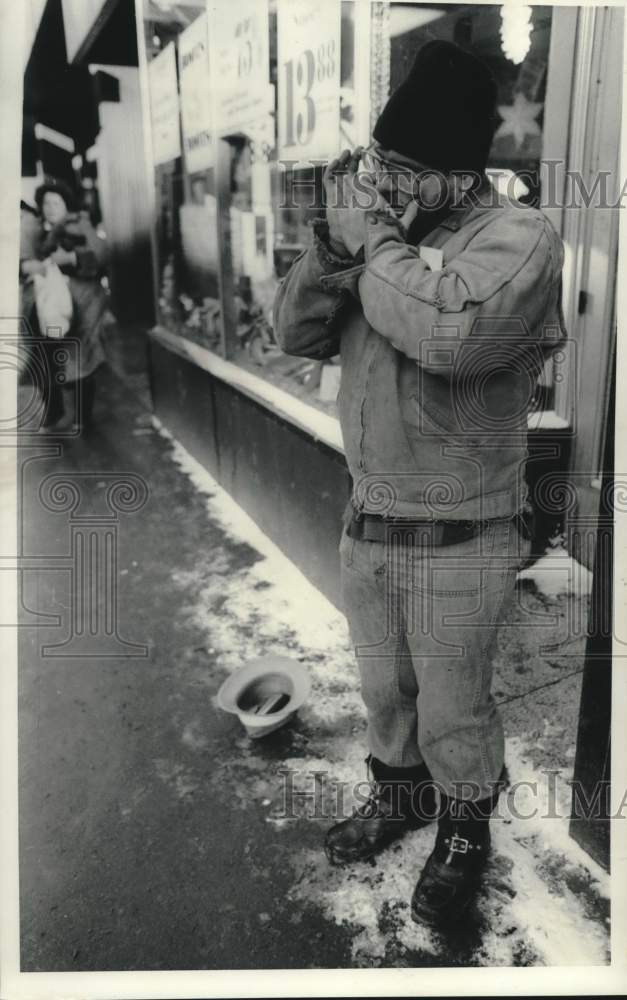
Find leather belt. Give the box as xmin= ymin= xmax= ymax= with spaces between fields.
xmin=344 ymin=505 xmax=532 ymax=547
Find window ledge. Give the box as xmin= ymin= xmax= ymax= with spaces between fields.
xmin=149 ymin=326 xmax=344 ymax=453
xmin=150 ymin=326 xmax=571 ymax=452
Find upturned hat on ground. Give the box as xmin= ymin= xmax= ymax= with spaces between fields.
xmin=373 ymin=40 xmax=497 ymax=174
xmin=216 ymin=655 xmax=311 ymax=739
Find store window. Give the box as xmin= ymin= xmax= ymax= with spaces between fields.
xmin=224 ymin=0 xmax=359 ymax=412
xmin=143 ymin=1 xmax=221 ymax=350
xmin=139 ymin=0 xmax=363 ymax=414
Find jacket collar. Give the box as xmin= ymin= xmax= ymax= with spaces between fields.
xmin=438 ymin=176 xmax=497 ymax=231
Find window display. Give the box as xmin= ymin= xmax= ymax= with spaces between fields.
xmin=224 ymin=0 xmax=358 ymax=415
xmin=143 ymin=0 xmax=220 ymax=351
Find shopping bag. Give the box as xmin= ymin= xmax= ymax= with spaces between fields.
xmin=33 ymin=260 xmax=73 ymax=338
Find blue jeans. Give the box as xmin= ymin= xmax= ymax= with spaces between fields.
xmin=339 ymin=516 xmax=531 ymax=800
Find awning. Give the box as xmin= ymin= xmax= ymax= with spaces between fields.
xmin=60 ymin=0 xmax=138 ymax=66
xmin=23 ymin=0 xmax=99 ymax=154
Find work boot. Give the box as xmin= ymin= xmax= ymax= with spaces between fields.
xmin=410 ymin=788 xmax=500 ymax=926
xmin=324 ymin=755 xmax=439 ymax=865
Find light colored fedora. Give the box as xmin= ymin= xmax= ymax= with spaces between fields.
xmin=216 ymin=654 xmax=311 ymax=738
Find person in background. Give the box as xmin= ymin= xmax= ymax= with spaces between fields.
xmin=18 ymin=200 xmax=48 ymax=393
xmin=19 ymin=178 xmax=110 ymax=432
xmin=274 ymin=40 xmax=566 ymax=926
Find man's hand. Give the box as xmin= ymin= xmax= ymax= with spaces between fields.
xmin=49 ymin=247 xmax=77 ymax=268
xmin=324 ymin=147 xmax=421 ymax=257
xmin=398 ymin=198 xmax=419 ymax=233
xmin=353 ymin=170 xmax=421 ymax=238
xmin=323 ymin=147 xmax=363 ymax=258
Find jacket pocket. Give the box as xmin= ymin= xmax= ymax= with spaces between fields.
xmin=404 ymin=393 xmax=489 ymax=450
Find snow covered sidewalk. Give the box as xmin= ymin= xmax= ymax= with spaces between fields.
xmin=158 ymin=420 xmax=610 ymax=969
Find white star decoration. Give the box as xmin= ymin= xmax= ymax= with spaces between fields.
xmin=494 ymin=92 xmax=543 ymax=149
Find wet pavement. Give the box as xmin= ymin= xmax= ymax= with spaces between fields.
xmin=17 ymin=342 xmax=610 ymax=970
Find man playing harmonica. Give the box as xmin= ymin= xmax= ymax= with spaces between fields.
xmin=274 ymin=40 xmax=565 ymax=925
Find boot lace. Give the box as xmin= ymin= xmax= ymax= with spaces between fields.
xmin=353 ymin=755 xmax=395 ymax=820
xmin=354 ymin=783 xmax=395 ymax=820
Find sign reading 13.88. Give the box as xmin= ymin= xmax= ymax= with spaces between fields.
xmin=283 ymin=41 xmax=337 ymax=147
xmin=277 ymin=0 xmax=341 ymax=164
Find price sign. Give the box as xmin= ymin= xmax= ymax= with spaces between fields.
xmin=148 ymin=43 xmax=181 ymax=165
xmin=277 ymin=0 xmax=341 ymax=165
xmin=210 ymin=0 xmax=271 ymax=137
xmin=178 ymin=13 xmax=213 ymax=174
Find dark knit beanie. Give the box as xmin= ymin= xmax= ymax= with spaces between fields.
xmin=373 ymin=40 xmax=497 ymax=174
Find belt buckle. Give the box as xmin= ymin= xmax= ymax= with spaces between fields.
xmin=405 ymin=521 xmax=444 ymax=546
xmin=402 ymin=521 xmax=445 ymax=546
xmin=449 ymin=834 xmax=469 ymax=854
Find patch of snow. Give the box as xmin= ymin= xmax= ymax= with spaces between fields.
xmin=279 ymin=735 xmax=610 ymax=967
xmin=526 ymin=409 xmax=570 ymax=431
xmin=481 ymin=829 xmax=608 ymax=966
xmin=517 ymin=544 xmax=593 ymax=599
xmin=287 ymin=838 xmax=441 ymax=965
xmin=265 ymin=816 xmax=291 ymax=829
xmin=155 ymin=417 xmax=348 ymax=654
xmin=504 ymin=737 xmax=610 ymax=897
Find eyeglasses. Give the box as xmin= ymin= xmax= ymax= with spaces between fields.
xmin=360 ymin=146 xmax=429 ymax=181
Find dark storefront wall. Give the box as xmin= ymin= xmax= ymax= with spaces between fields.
xmin=568 ymin=349 xmax=614 ymax=872
xmin=149 ymin=334 xmax=350 ymax=608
